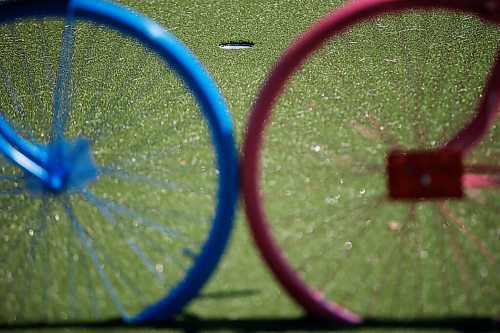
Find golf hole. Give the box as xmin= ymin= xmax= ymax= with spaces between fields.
xmin=219 ymin=41 xmax=255 ymax=50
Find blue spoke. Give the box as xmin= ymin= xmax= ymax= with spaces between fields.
xmin=109 ymin=212 xmax=165 ymax=282
xmin=18 ymin=253 xmax=34 ymax=321
xmin=62 ymin=195 xmax=129 ymax=320
xmin=65 ymin=200 xmax=150 ymax=306
xmin=0 ymin=201 xmax=32 ymax=243
xmin=38 ymin=18 xmax=56 ymax=95
xmin=98 ymin=166 xmax=188 ymax=191
xmin=0 ymin=67 xmax=24 ymax=118
xmin=9 ymin=25 xmax=44 ymax=126
xmin=83 ymin=41 xmax=126 ymax=143
xmin=0 ymin=235 xmax=24 ymax=306
xmin=72 ymin=27 xmax=96 ymax=98
xmin=126 ymin=238 xmax=165 ymax=283
xmin=80 ymin=250 xmax=100 ymax=319
xmin=87 ymin=48 xmax=141 ymax=143
xmin=52 ymin=18 xmax=75 ymax=142
xmin=90 ymin=238 xmax=149 ymax=306
xmin=81 ymin=189 xmax=184 ymax=240
xmin=81 ymin=188 xmax=183 ymax=283
xmin=41 ymin=197 xmax=51 ymax=321
xmin=95 ymin=160 xmax=213 ymax=196
xmin=91 ymin=84 xmax=164 ymax=143
xmin=0 ymin=67 xmax=39 ymax=143
xmin=86 ymin=191 xmax=165 ymax=281
xmin=66 ymin=203 xmax=76 ymax=319
xmin=0 ymin=198 xmax=31 ymax=223
xmin=0 ymin=187 xmax=24 ymax=196
xmin=86 ymin=44 xmax=125 ymax=111
xmin=100 ymin=157 xmax=208 ymax=178
xmin=19 ymin=196 xmax=50 ymax=320
xmin=0 ymin=174 xmax=22 ymax=181
xmin=94 ymin=168 xmax=208 ymax=223
xmin=95 ymin=141 xmax=204 ymax=160
xmin=181 ymin=248 xmax=198 ymax=261
xmin=0 ymin=221 xmax=29 ymax=268
xmin=37 ymin=18 xmax=61 ymax=142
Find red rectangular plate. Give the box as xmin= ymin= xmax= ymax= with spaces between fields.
xmin=387 ymin=150 xmax=463 ymax=200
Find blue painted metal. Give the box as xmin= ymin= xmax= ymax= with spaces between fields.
xmin=0 ymin=0 xmax=239 ymax=323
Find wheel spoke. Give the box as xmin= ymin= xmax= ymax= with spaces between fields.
xmin=81 ymin=189 xmax=184 ymax=240
xmin=83 ymin=190 xmax=171 ymax=285
xmin=437 ymin=201 xmax=496 ymax=265
xmin=0 ymin=68 xmax=38 ymax=143
xmin=0 ymin=0 xmax=236 ymax=323
xmin=52 ymin=16 xmax=75 ymax=142
xmin=62 ymin=196 xmax=129 ymax=320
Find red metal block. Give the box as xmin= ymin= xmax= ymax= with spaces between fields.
xmin=387 ymin=150 xmax=463 ymax=200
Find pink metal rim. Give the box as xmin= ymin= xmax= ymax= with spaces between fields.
xmin=242 ymin=0 xmax=500 ymax=324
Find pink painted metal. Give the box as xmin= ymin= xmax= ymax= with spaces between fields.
xmin=242 ymin=0 xmax=500 ymax=323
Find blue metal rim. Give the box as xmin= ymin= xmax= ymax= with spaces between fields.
xmin=0 ymin=0 xmax=239 ymax=323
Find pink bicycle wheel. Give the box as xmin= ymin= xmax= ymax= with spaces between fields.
xmin=242 ymin=0 xmax=499 ymax=323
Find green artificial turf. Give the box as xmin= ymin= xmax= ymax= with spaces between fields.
xmin=0 ymin=0 xmax=499 ymax=332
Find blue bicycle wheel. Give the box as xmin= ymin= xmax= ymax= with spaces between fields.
xmin=0 ymin=0 xmax=238 ymax=324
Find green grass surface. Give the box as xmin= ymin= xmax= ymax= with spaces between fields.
xmin=1 ymin=0 xmax=499 ymax=332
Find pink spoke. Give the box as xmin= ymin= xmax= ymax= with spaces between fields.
xmin=463 ymin=163 xmax=500 ymax=188
xmin=434 ymin=212 xmax=452 ymax=313
xmin=463 ymin=174 xmax=500 ymax=188
xmin=468 ymin=150 xmax=500 ymax=162
xmin=352 ymin=120 xmax=382 ymax=141
xmin=465 ymin=164 xmax=500 ymax=174
xmin=465 ymin=189 xmax=500 ymax=215
xmin=437 ymin=202 xmax=496 ymax=265
xmin=351 ymin=114 xmax=401 ymax=149
xmin=328 ymin=154 xmax=383 ymax=174
xmin=445 ymin=216 xmax=471 ymax=299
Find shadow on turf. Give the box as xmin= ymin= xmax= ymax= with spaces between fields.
xmin=1 ymin=315 xmax=498 ymax=332
xmin=196 ymin=289 xmax=259 ymax=300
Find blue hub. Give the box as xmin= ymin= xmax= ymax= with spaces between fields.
xmin=24 ymin=137 xmax=98 ymax=194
